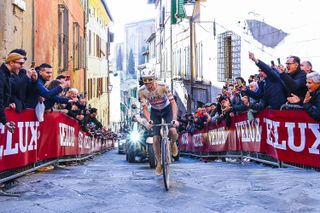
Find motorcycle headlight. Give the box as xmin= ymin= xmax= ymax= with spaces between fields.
xmin=130 ymin=131 xmax=140 ymax=143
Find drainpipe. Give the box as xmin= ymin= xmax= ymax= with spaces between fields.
xmin=32 ymin=0 xmax=35 ymax=62
xmin=170 ymin=19 xmax=173 ymax=91
xmin=189 ymin=18 xmax=194 ymax=113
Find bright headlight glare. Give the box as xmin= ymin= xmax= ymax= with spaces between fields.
xmin=130 ymin=131 xmax=140 ymax=143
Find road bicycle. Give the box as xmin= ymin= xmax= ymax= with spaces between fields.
xmin=153 ymin=122 xmax=173 ymax=191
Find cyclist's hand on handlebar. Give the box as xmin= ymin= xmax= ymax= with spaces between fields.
xmin=171 ymin=120 xmax=179 ymax=128
xmin=147 ymin=120 xmax=153 ymax=130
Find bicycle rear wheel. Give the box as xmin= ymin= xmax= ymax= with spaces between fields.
xmin=161 ymin=138 xmax=170 ymax=191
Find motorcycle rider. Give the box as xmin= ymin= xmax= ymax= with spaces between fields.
xmin=138 ymin=68 xmax=179 ymax=176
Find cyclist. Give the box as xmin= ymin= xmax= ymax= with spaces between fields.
xmin=138 ymin=68 xmax=179 ymax=176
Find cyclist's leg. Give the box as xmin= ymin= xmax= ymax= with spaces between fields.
xmin=151 ymin=108 xmax=162 ymax=175
xmin=163 ymin=104 xmax=179 ymax=156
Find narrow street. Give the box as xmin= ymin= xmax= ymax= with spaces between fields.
xmin=0 ymin=149 xmax=320 ymax=213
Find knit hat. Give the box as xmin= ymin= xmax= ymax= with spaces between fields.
xmin=5 ymin=53 xmax=25 ymax=63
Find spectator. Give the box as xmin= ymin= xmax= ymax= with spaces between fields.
xmin=25 ymin=63 xmax=70 ymax=108
xmin=193 ymin=107 xmax=210 ymax=130
xmin=249 ymin=81 xmax=259 ymax=92
xmin=277 ymin=55 xmax=307 ymax=102
xmin=300 ymin=61 xmax=314 ymax=74
xmin=204 ymin=102 xmax=220 ymax=125
xmin=287 ymin=72 xmax=320 ymax=121
xmin=248 ymin=75 xmax=255 ymax=84
xmin=230 ymin=77 xmax=247 ymax=114
xmin=0 ymin=53 xmax=25 ymax=131
xmin=246 ymin=52 xmax=288 ymax=110
xmin=218 ymin=95 xmax=232 ymax=127
xmin=65 ymin=88 xmax=85 ymax=122
xmin=56 ymin=74 xmax=70 ymax=93
xmin=9 ymin=49 xmax=37 ymax=112
xmin=82 ymin=108 xmax=103 ymax=132
xmin=44 ymin=79 xmax=70 ymax=112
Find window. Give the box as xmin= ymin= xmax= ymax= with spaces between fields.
xmin=88 ymin=78 xmax=93 ymax=100
xmin=80 ymin=37 xmax=84 ymax=68
xmin=106 ymin=42 xmax=108 ymax=60
xmin=89 ymin=30 xmax=92 ymax=55
xmin=58 ymin=5 xmax=69 ymax=72
xmin=178 ymin=48 xmax=182 ymax=77
xmin=93 ymin=33 xmax=96 ymax=56
xmin=217 ymin=31 xmax=241 ymax=82
xmin=97 ymin=78 xmax=103 ymax=97
xmin=73 ymin=22 xmax=80 ymax=70
xmin=195 ymin=41 xmax=203 ymax=81
xmin=172 ymin=51 xmax=176 ymax=78
xmin=185 ymin=46 xmax=190 ymax=80
xmin=131 ymin=88 xmax=137 ymax=98
xmin=96 ymin=34 xmax=101 ymax=58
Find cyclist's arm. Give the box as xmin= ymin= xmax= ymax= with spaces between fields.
xmin=165 ymin=85 xmax=177 ymax=121
xmin=138 ymin=89 xmax=151 ymax=122
xmin=170 ymin=99 xmax=178 ymax=121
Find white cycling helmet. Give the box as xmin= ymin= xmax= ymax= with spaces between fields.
xmin=141 ymin=68 xmax=155 ymax=78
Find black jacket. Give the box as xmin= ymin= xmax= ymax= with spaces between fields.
xmin=303 ymin=89 xmax=320 ymax=121
xmin=10 ymin=69 xmax=32 ymax=112
xmin=244 ymin=60 xmax=288 ymax=110
xmin=280 ymin=68 xmax=307 ymax=100
xmin=0 ymin=63 xmax=12 ymax=124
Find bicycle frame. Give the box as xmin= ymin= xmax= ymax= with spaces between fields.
xmin=153 ymin=122 xmax=172 ymax=191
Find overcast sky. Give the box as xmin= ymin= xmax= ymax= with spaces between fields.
xmin=107 ymin=0 xmax=156 ymax=43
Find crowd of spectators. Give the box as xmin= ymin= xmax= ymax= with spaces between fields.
xmin=177 ymin=52 xmax=320 ymax=134
xmin=0 ymin=49 xmax=118 ymax=142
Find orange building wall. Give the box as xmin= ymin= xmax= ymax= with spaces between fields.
xmin=35 ymin=0 xmax=85 ymax=92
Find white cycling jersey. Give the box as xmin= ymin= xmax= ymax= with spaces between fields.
xmin=138 ymin=81 xmax=174 ymax=110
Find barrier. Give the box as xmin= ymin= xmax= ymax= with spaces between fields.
xmin=178 ymin=109 xmax=320 ymax=168
xmin=0 ymin=109 xmax=114 ymax=182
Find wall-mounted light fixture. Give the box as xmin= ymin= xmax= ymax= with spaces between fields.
xmin=183 ymin=0 xmax=195 ymax=18
xmin=101 ymin=85 xmax=113 ymax=94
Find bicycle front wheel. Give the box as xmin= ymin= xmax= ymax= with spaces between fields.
xmin=161 ymin=138 xmax=170 ymax=191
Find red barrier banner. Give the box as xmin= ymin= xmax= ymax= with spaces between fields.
xmin=0 ymin=109 xmax=108 ymax=172
xmin=178 ymin=109 xmax=320 ymax=167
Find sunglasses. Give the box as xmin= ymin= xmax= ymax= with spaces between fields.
xmin=14 ymin=61 xmax=25 ymax=66
xmin=143 ymin=78 xmax=154 ymax=83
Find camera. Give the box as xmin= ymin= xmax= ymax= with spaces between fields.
xmin=271 ymin=60 xmax=275 ymax=67
xmin=30 ymin=61 xmax=35 ymax=68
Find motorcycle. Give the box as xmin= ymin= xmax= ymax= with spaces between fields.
xmin=126 ymin=115 xmax=156 ymax=168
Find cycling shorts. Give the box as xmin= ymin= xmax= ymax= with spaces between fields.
xmin=150 ymin=104 xmax=173 ymax=136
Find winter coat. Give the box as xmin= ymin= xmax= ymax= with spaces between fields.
xmin=303 ymin=89 xmax=320 ymax=121
xmin=0 ymin=63 xmax=12 ymax=124
xmin=280 ymin=68 xmax=307 ymax=100
xmin=244 ymin=60 xmax=288 ymax=110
